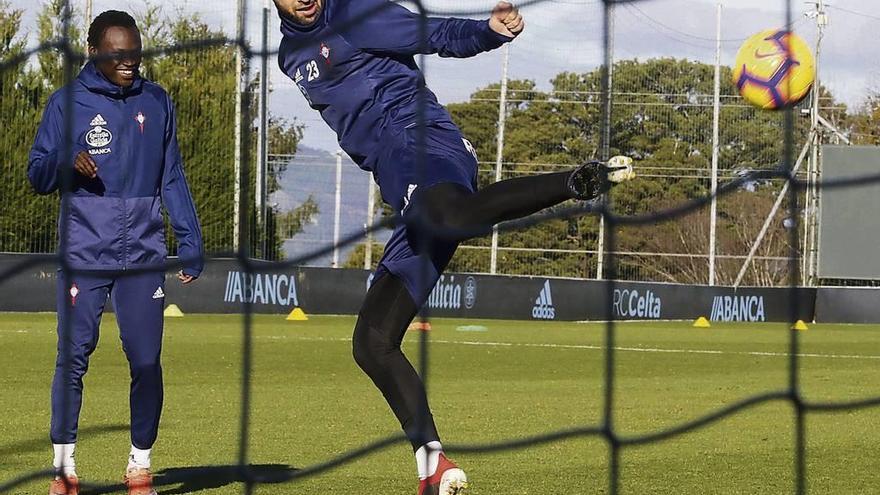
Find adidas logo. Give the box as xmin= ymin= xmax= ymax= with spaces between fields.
xmin=152 ymin=287 xmax=165 ymax=300
xmin=531 ymin=280 xmax=556 ymax=320
xmin=90 ymin=114 xmax=107 ymax=127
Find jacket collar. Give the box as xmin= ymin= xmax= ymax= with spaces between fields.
xmin=77 ymin=61 xmax=144 ymax=98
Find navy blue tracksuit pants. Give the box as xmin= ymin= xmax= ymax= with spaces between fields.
xmin=51 ymin=270 xmax=165 ymax=449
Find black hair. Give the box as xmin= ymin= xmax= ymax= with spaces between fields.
xmin=87 ymin=10 xmax=138 ymax=48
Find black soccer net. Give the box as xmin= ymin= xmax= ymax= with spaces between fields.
xmin=2 ymin=1 xmax=880 ymax=494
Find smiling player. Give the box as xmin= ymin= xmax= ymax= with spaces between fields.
xmin=28 ymin=10 xmax=203 ymax=495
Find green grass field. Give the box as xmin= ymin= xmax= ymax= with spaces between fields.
xmin=2 ymin=313 xmax=880 ymax=494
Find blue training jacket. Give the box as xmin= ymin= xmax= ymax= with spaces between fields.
xmin=277 ymin=0 xmax=511 ymax=171
xmin=28 ymin=62 xmax=204 ymax=277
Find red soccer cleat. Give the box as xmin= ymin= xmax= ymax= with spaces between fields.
xmin=48 ymin=474 xmax=79 ymax=495
xmin=417 ymin=453 xmax=468 ymax=495
xmin=124 ymin=467 xmax=157 ymax=495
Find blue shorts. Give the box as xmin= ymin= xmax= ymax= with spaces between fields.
xmin=373 ymin=120 xmax=478 ymax=306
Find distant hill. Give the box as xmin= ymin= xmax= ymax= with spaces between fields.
xmin=271 ymin=146 xmax=391 ymax=267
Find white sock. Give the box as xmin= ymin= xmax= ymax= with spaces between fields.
xmin=415 ymin=441 xmax=443 ymax=480
xmin=52 ymin=443 xmax=76 ymax=477
xmin=127 ymin=445 xmax=151 ymax=470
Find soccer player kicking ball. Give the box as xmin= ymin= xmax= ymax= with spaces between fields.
xmin=28 ymin=11 xmax=203 ymax=495
xmin=272 ymin=0 xmax=634 ymax=493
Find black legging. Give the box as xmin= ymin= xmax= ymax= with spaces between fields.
xmin=352 ymin=171 xmax=574 ymax=449
xmin=411 ymin=171 xmax=572 ymax=243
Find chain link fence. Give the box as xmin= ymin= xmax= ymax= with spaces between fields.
xmin=1 ymin=0 xmax=875 ymax=287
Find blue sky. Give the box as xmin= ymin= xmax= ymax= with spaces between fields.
xmin=8 ymin=0 xmax=879 ymax=152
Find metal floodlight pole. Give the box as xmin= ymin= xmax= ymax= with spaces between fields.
xmin=804 ymin=0 xmax=828 ymax=285
xmin=597 ymin=2 xmax=614 ymax=281
xmin=233 ymin=0 xmax=245 ymax=252
xmin=257 ymin=0 xmax=270 ymax=258
xmin=738 ymin=3 xmax=828 ymax=290
xmin=333 ymin=150 xmax=343 ymax=268
xmin=490 ymin=43 xmax=511 ymax=275
xmin=708 ymin=2 xmax=722 ymax=286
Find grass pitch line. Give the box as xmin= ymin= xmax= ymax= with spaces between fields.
xmin=434 ymin=340 xmax=880 ymax=361
xmin=262 ymin=335 xmax=880 ymax=361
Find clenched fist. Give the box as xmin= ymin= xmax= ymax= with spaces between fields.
xmin=489 ymin=2 xmax=524 ymax=38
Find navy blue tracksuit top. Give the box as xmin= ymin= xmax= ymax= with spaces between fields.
xmin=277 ymin=0 xmax=512 ymax=171
xmin=28 ymin=62 xmax=204 ymax=276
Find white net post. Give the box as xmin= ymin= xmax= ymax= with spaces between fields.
xmin=364 ymin=178 xmax=376 ymax=270
xmin=332 ymin=150 xmax=343 ymax=268
xmin=489 ymin=44 xmax=510 ymax=275
xmin=708 ymin=3 xmax=722 ymax=286
xmin=233 ymin=0 xmax=245 ymax=252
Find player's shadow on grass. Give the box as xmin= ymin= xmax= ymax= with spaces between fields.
xmin=160 ymin=465 xmax=299 ymax=494
xmin=156 ymin=465 xmax=299 ymax=494
xmin=80 ymin=464 xmax=299 ymax=495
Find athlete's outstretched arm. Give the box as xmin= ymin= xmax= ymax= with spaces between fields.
xmin=340 ymin=0 xmax=523 ymax=58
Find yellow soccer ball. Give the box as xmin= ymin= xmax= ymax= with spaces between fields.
xmin=733 ymin=29 xmax=815 ymax=110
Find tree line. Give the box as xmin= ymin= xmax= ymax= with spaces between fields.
xmin=0 ymin=0 xmax=314 ymax=261
xmin=348 ymin=58 xmax=877 ymax=285
xmin=3 ymin=1 xmax=878 ymax=284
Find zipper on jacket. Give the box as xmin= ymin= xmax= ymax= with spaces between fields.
xmin=118 ymin=98 xmax=131 ymax=271
xmin=122 ymin=197 xmax=128 ymax=271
